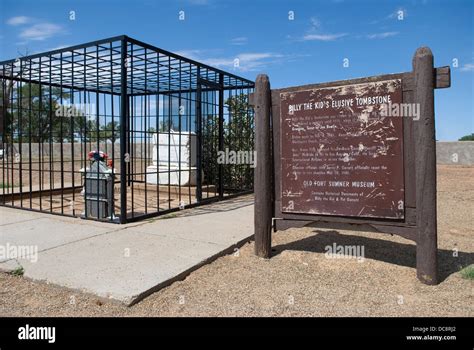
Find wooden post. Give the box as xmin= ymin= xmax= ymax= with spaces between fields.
xmin=254 ymin=74 xmax=273 ymax=258
xmin=413 ymin=47 xmax=438 ymax=284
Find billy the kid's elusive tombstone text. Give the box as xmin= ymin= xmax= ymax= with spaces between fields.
xmin=252 ymin=47 xmax=451 ymax=285
xmin=280 ymin=79 xmax=404 ymax=219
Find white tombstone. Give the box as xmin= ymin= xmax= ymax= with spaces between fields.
xmin=145 ymin=131 xmax=199 ymax=186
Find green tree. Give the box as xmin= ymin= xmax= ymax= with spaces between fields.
xmin=87 ymin=121 xmax=120 ymax=143
xmin=6 ymin=82 xmax=120 ymax=144
xmin=224 ymin=93 xmax=254 ymax=190
xmin=459 ymin=133 xmax=474 ymax=141
xmin=13 ymin=83 xmax=72 ymax=143
xmin=200 ymin=93 xmax=254 ymax=190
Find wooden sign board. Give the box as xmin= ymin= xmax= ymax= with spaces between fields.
xmin=280 ymin=79 xmax=404 ymax=219
xmin=252 ymin=47 xmax=451 ymax=285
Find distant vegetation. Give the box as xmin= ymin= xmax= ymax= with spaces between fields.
xmin=202 ymin=93 xmax=253 ymax=190
xmin=459 ymin=265 xmax=474 ymax=280
xmin=0 ymin=182 xmax=14 ymax=189
xmin=458 ymin=133 xmax=474 ymax=141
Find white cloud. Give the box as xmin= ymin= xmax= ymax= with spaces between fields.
xmin=370 ymin=8 xmax=408 ymax=24
xmin=238 ymin=53 xmax=277 ymax=60
xmin=46 ymin=44 xmax=71 ymax=51
xmin=19 ymin=23 xmax=63 ymax=41
xmin=230 ymin=37 xmax=248 ymax=45
xmin=174 ymin=48 xmax=297 ymax=72
xmin=310 ymin=17 xmax=321 ymax=29
xmin=6 ymin=16 xmax=31 ymax=26
xmin=366 ymin=31 xmax=399 ymax=39
xmin=203 ymin=57 xmax=235 ymax=67
xmin=176 ymin=50 xmax=287 ymax=72
xmin=173 ymin=49 xmax=204 ymax=60
xmin=237 ymin=52 xmax=283 ymax=70
xmin=187 ymin=0 xmax=209 ymax=5
xmin=302 ymin=33 xmax=347 ymax=41
xmin=297 ymin=17 xmax=346 ymax=42
xmin=460 ymin=63 xmax=474 ymax=72
xmin=206 ymin=52 xmax=282 ymax=71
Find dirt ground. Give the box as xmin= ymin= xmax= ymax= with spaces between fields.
xmin=0 ymin=165 xmax=473 ymax=317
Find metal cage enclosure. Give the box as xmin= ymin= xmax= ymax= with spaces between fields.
xmin=0 ymin=35 xmax=255 ymax=223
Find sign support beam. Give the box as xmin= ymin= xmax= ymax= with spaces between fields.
xmin=254 ymin=74 xmax=273 ymax=258
xmin=413 ymin=47 xmax=438 ymax=284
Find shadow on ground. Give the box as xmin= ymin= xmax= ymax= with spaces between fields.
xmin=272 ymin=230 xmax=474 ymax=282
xmin=154 ymin=196 xmax=254 ymax=219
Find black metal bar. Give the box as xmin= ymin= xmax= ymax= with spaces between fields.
xmin=82 ymin=48 xmax=88 ymax=219
xmin=218 ymin=73 xmax=224 ymax=199
xmin=0 ymin=35 xmax=127 ymax=65
xmin=1 ymin=65 xmax=5 ymax=204
xmin=0 ymin=201 xmax=108 ymax=221
xmin=96 ymin=44 xmax=101 ymax=220
xmin=127 ymin=43 xmax=132 ymax=191
xmin=126 ymin=85 xmax=255 ymax=97
xmin=198 ymin=77 xmax=222 ymax=90
xmin=167 ymin=56 xmax=171 ymax=210
xmin=196 ymin=67 xmax=202 ymax=203
xmin=143 ymin=48 xmax=148 ymax=214
xmin=70 ymin=51 xmax=75 ymax=216
xmin=178 ymin=59 xmax=182 ymax=206
xmin=238 ymin=86 xmax=243 ymax=191
xmin=18 ymin=58 xmax=23 ymax=207
xmin=187 ymin=63 xmax=192 ymax=206
xmin=155 ymin=52 xmax=160 ymax=213
xmin=129 ymin=43 xmax=134 ymax=216
xmin=28 ymin=60 xmax=33 ymax=208
xmin=38 ymin=56 xmax=43 ymax=211
xmin=59 ymin=52 xmax=64 ymax=214
xmin=8 ymin=61 xmax=13 ymax=205
xmin=48 ymin=55 xmax=53 ymax=213
xmin=109 ymin=40 xmax=116 ymax=220
xmin=119 ymin=38 xmax=128 ymax=224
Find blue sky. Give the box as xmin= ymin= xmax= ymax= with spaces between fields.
xmin=0 ymin=0 xmax=472 ymax=140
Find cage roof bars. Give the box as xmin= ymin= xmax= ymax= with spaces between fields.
xmin=0 ymin=35 xmax=254 ymax=96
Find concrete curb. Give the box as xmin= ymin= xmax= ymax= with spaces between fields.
xmin=127 ymin=233 xmax=254 ymax=306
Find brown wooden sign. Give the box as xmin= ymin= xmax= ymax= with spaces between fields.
xmin=280 ymin=79 xmax=404 ymax=219
xmin=251 ymin=47 xmax=451 ymax=285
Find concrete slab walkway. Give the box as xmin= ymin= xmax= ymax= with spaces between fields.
xmin=0 ymin=196 xmax=254 ymax=305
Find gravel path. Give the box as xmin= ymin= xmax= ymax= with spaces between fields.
xmin=0 ymin=165 xmax=473 ymax=317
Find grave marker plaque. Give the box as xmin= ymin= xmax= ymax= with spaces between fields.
xmin=280 ymin=79 xmax=404 ymax=219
